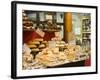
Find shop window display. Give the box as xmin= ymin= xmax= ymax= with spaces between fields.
xmin=22 ymin=10 xmax=91 ymax=70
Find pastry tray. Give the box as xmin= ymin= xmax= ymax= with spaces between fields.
xmin=46 ymin=57 xmax=88 ymax=68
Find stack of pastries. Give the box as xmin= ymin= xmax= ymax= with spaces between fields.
xmin=27 ymin=38 xmax=48 ymax=53
xmin=22 ymin=10 xmax=34 ymax=30
xmin=35 ymin=43 xmax=82 ymax=66
xmin=23 ymin=40 xmax=87 ymax=68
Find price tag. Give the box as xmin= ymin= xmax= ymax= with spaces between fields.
xmin=35 ymin=28 xmax=45 ymax=37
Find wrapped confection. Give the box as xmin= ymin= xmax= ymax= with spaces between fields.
xmin=66 ymin=50 xmax=76 ymax=62
xmin=65 ymin=44 xmax=75 ymax=50
xmin=23 ymin=43 xmax=31 ymax=54
xmin=75 ymin=45 xmax=81 ymax=52
xmin=46 ymin=50 xmax=53 ymax=55
xmin=23 ymin=53 xmax=33 ymax=63
xmin=22 ymin=44 xmax=33 ymax=65
xmin=52 ymin=47 xmax=59 ymax=53
xmin=57 ymin=52 xmax=67 ymax=60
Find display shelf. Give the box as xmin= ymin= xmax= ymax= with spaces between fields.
xmin=23 ymin=29 xmax=61 ymax=32
xmin=82 ymin=31 xmax=91 ymax=33
xmin=43 ymin=29 xmax=61 ymax=32
xmin=23 ymin=10 xmax=63 ymax=32
xmin=82 ymin=16 xmax=91 ymax=45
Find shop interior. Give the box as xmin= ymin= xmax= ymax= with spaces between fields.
xmin=22 ymin=10 xmax=91 ymax=70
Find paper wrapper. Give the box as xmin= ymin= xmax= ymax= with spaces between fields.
xmin=23 ymin=43 xmax=31 ymax=54
xmin=35 ymin=28 xmax=45 ymax=37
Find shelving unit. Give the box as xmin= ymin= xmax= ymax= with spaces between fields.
xmin=82 ymin=17 xmax=91 ymax=46
xmin=22 ymin=10 xmax=64 ymax=32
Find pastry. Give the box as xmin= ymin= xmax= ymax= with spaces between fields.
xmin=28 ymin=44 xmax=37 ymax=48
xmin=60 ymin=41 xmax=65 ymax=44
xmin=39 ymin=44 xmax=45 ymax=48
xmin=41 ymin=41 xmax=47 ymax=44
xmin=34 ymin=38 xmax=43 ymax=42
xmin=32 ymin=41 xmax=40 ymax=45
xmin=31 ymin=48 xmax=40 ymax=52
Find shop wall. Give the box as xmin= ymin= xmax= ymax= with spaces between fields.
xmin=23 ymin=31 xmax=55 ymax=43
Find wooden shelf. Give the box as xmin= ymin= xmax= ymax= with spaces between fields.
xmin=23 ymin=29 xmax=61 ymax=32
xmin=82 ymin=31 xmax=91 ymax=33
xmin=82 ymin=16 xmax=91 ymax=45
xmin=43 ymin=29 xmax=61 ymax=32
xmin=82 ymin=38 xmax=90 ymax=40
